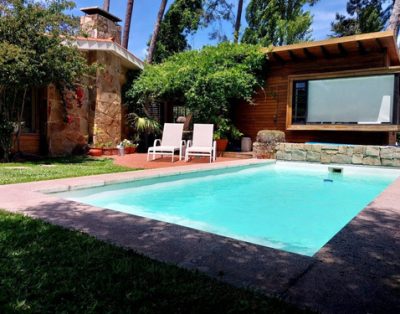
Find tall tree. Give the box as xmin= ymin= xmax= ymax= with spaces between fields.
xmin=147 ymin=0 xmax=168 ymax=63
xmin=202 ymin=0 xmax=234 ymax=42
xmin=103 ymin=0 xmax=110 ymax=12
xmin=242 ymin=0 xmax=318 ymax=46
xmin=151 ymin=0 xmax=203 ymax=63
xmin=388 ymin=0 xmax=400 ymax=38
xmin=233 ymin=0 xmax=244 ymax=43
xmin=331 ymin=0 xmax=389 ymax=37
xmin=122 ymin=0 xmax=135 ymax=49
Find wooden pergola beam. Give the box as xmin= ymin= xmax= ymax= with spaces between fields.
xmin=375 ymin=38 xmax=385 ymax=52
xmin=320 ymin=46 xmax=331 ymax=58
xmin=303 ymin=48 xmax=316 ymax=60
xmin=288 ymin=50 xmax=299 ymax=61
xmin=337 ymin=43 xmax=348 ymax=57
xmin=357 ymin=40 xmax=367 ymax=54
xmin=272 ymin=52 xmax=285 ymax=63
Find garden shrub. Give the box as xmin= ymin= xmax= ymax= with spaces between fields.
xmin=126 ymin=43 xmax=268 ymax=138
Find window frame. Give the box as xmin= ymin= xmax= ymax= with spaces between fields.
xmin=286 ymin=67 xmax=400 ymax=132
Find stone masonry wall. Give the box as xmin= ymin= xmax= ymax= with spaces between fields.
xmin=276 ymin=143 xmax=400 ymax=167
xmin=93 ymin=51 xmax=123 ymax=146
xmin=80 ymin=14 xmax=121 ymax=44
xmin=47 ymin=84 xmax=90 ymax=156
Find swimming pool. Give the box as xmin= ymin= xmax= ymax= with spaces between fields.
xmin=53 ymin=162 xmax=399 ymax=256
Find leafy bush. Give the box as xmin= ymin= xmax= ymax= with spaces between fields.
xmin=126 ymin=43 xmax=267 ymax=138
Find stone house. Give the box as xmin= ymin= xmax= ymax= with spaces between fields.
xmin=18 ymin=7 xmax=143 ymax=156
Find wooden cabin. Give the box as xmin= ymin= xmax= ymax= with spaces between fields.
xmin=235 ymin=31 xmax=400 ymax=145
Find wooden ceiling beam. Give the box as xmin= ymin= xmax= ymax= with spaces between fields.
xmin=320 ymin=46 xmax=331 ymax=59
xmin=375 ymin=38 xmax=385 ymax=53
xmin=272 ymin=52 xmax=285 ymax=64
xmin=288 ymin=50 xmax=299 ymax=61
xmin=303 ymin=48 xmax=316 ymax=60
xmin=357 ymin=40 xmax=367 ymax=55
xmin=337 ymin=43 xmax=348 ymax=57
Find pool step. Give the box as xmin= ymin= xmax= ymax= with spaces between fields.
xmin=221 ymin=151 xmax=253 ymax=159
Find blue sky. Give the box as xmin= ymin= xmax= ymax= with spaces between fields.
xmin=72 ymin=0 xmax=349 ymax=59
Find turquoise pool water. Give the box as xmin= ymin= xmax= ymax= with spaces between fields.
xmin=54 ymin=163 xmax=398 ymax=256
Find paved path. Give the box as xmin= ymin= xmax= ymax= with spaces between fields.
xmin=1 ymin=159 xmax=399 ymax=313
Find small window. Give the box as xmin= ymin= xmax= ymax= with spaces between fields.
xmin=292 ymin=81 xmax=307 ymax=124
xmin=173 ymin=106 xmax=190 ymax=122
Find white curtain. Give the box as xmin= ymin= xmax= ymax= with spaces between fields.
xmin=307 ymin=75 xmax=394 ymax=123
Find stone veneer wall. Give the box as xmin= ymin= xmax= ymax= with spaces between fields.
xmin=47 ymin=84 xmax=90 ymax=156
xmin=80 ymin=14 xmax=121 ymax=44
xmin=93 ymin=51 xmax=123 ymax=146
xmin=276 ymin=143 xmax=400 ymax=167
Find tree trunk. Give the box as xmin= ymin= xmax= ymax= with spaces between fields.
xmin=103 ymin=0 xmax=110 ymax=12
xmin=233 ymin=0 xmax=244 ymax=43
xmin=388 ymin=0 xmax=400 ymax=39
xmin=147 ymin=0 xmax=168 ymax=63
xmin=122 ymin=0 xmax=135 ymax=49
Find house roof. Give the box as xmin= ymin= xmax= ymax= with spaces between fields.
xmin=80 ymin=7 xmax=122 ymax=23
xmin=75 ymin=37 xmax=144 ymax=70
xmin=262 ymin=31 xmax=400 ymax=66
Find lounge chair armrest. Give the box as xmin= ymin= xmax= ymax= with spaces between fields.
xmin=153 ymin=139 xmax=161 ymax=147
xmin=213 ymin=140 xmax=217 ymax=151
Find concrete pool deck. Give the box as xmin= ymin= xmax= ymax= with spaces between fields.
xmin=0 ymin=159 xmax=399 ymax=313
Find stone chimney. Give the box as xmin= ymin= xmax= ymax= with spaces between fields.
xmin=80 ymin=7 xmax=122 ymax=44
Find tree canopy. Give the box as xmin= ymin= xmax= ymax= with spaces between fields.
xmin=127 ymin=43 xmax=267 ymax=137
xmin=151 ymin=0 xmax=203 ymax=63
xmin=331 ymin=0 xmax=393 ymax=37
xmin=150 ymin=0 xmax=236 ymax=63
xmin=241 ymin=0 xmax=318 ymax=46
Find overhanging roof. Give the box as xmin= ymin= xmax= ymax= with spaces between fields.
xmin=75 ymin=37 xmax=144 ymax=70
xmin=262 ymin=31 xmax=400 ymax=66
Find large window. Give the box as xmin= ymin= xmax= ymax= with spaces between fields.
xmin=292 ymin=74 xmax=397 ymax=125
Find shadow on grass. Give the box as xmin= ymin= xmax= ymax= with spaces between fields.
xmin=0 ymin=209 xmax=306 ymax=313
xmin=31 ymin=155 xmax=109 ymax=165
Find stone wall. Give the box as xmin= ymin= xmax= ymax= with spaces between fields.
xmin=47 ymin=84 xmax=90 ymax=156
xmin=80 ymin=14 xmax=121 ymax=44
xmin=93 ymin=51 xmax=123 ymax=146
xmin=276 ymin=143 xmax=400 ymax=167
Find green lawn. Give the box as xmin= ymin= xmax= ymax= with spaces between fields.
xmin=0 ymin=210 xmax=305 ymax=313
xmin=0 ymin=156 xmax=133 ymax=185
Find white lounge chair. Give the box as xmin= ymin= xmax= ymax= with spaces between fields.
xmin=147 ymin=123 xmax=185 ymax=162
xmin=185 ymin=124 xmax=216 ymax=163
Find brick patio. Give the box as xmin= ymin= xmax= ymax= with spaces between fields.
xmin=111 ymin=153 xmax=241 ymax=169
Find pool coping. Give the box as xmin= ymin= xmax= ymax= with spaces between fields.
xmin=1 ymin=159 xmax=399 ymax=313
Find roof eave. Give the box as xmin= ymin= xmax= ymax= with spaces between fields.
xmin=74 ymin=38 xmax=144 ymax=70
xmin=263 ymin=31 xmax=400 ymax=66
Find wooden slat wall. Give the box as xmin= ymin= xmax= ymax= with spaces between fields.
xmin=234 ymin=52 xmax=393 ymax=145
xmin=14 ymin=134 xmax=41 ymax=154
